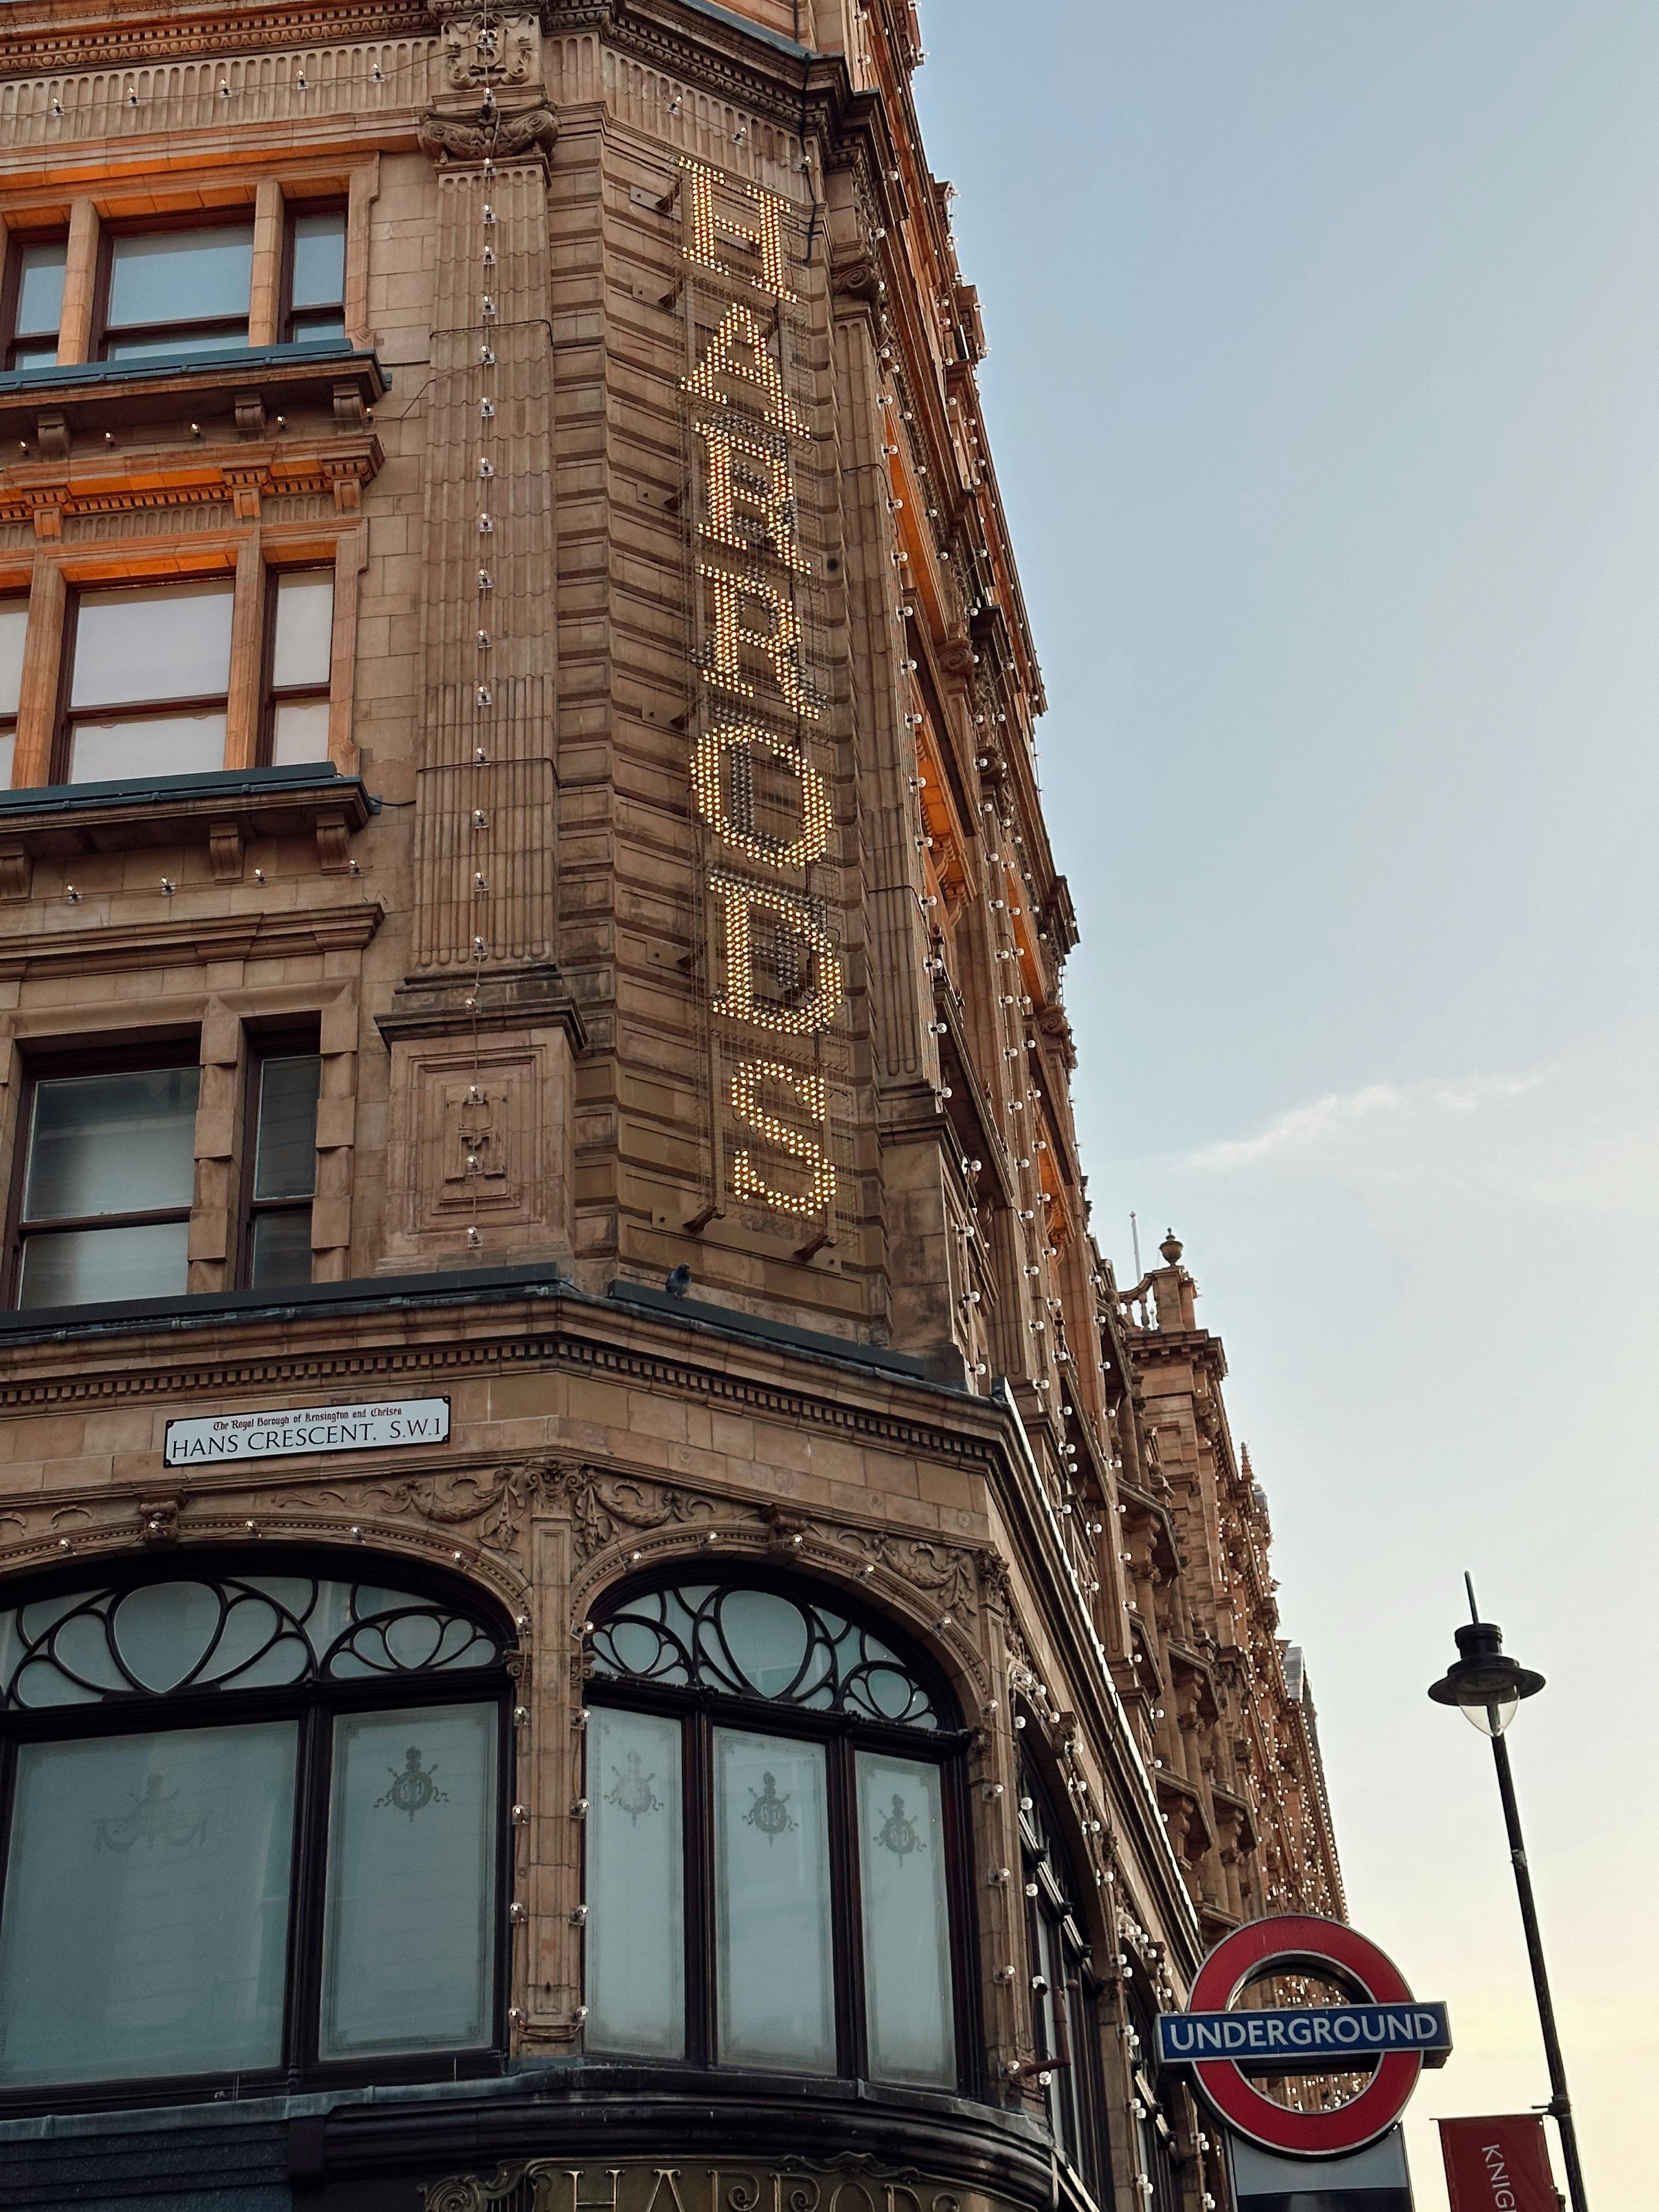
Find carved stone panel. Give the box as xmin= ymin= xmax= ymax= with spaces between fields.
xmin=381 ymin=1030 xmax=573 ymax=1266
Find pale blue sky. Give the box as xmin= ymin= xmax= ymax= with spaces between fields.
xmin=916 ymin=6 xmax=1659 ymax=2201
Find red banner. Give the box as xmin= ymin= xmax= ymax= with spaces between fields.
xmin=1438 ymin=2116 xmax=1560 ymax=2212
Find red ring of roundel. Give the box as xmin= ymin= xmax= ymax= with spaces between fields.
xmin=1184 ymin=1912 xmax=1423 ymax=2158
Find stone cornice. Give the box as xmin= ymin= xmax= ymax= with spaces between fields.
xmin=0 ymin=1 xmax=430 ymax=76
xmin=0 ymin=898 xmax=384 ymax=981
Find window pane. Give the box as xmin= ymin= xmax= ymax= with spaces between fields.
xmin=0 ymin=732 xmax=14 ymax=790
xmin=289 ymin=312 xmax=347 ymax=345
xmin=15 ymin=242 xmax=66 ymax=338
xmin=9 ymin=342 xmax=59 ymax=370
xmin=104 ymin=329 xmax=250 ymax=363
xmin=856 ymin=1751 xmax=955 ymax=2087
xmin=586 ymin=1706 xmax=685 ymax=2057
xmin=72 ymin=582 xmax=234 ymax=711
xmin=253 ymin=1053 xmax=321 ymax=1199
xmin=107 ymin=227 xmax=253 ymax=328
xmin=320 ymin=1701 xmax=497 ymax=2058
xmin=25 ymin=1065 xmax=199 ymax=1221
xmin=272 ymin=700 xmax=331 ymax=766
xmin=272 ymin=571 xmax=335 ymax=689
xmin=290 ymin=211 xmax=346 ymax=308
xmin=18 ymin=1221 xmax=191 ymax=1308
xmin=69 ymin=711 xmax=228 ymax=782
xmin=249 ymin=1210 xmax=313 ymax=1291
xmin=0 ymin=601 xmax=24 ymax=717
xmin=714 ymin=1728 xmax=833 ymax=2072
xmin=0 ymin=1720 xmax=296 ymax=2085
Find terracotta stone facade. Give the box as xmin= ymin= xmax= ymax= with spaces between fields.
xmin=0 ymin=5 xmax=1341 ymax=2211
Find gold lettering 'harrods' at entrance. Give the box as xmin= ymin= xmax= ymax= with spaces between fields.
xmin=424 ymin=2164 xmax=1001 ymax=2212
xmin=678 ymin=159 xmax=845 ymax=1231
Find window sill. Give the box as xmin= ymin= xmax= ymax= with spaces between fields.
xmin=0 ymin=342 xmax=386 ymax=448
xmin=0 ymin=763 xmax=377 ymax=890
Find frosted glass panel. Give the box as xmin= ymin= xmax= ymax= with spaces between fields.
xmin=714 ymin=1729 xmax=833 ymax=2071
xmin=71 ymin=582 xmax=234 ymax=709
xmin=70 ymin=711 xmax=227 ymax=782
xmin=586 ymin=1706 xmax=684 ymax=2057
xmin=25 ymin=1066 xmax=199 ymax=1220
xmin=320 ymin=1701 xmax=496 ymax=2057
xmin=271 ymin=572 xmax=334 ymax=689
xmin=0 ymin=603 xmax=26 ymax=718
xmin=107 ymin=227 xmax=252 ymax=327
xmin=0 ymin=1721 xmax=295 ymax=2085
xmin=18 ymin=1220 xmax=190 ymax=1307
xmin=856 ymin=1751 xmax=955 ymax=2086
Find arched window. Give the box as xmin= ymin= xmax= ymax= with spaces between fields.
xmin=1020 ymin=1757 xmax=1109 ymax=2194
xmin=0 ymin=1561 xmax=510 ymax=2094
xmin=584 ymin=1573 xmax=967 ymax=2088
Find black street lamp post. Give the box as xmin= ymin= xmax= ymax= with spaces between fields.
xmin=1427 ymin=1579 xmax=1588 ymax=2212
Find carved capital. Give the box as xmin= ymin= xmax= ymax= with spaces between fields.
xmin=417 ymin=102 xmax=557 ymax=167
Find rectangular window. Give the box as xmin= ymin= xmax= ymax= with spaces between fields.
xmin=240 ymin=1041 xmax=321 ymax=1290
xmin=98 ymin=221 xmax=254 ymax=363
xmin=0 ymin=599 xmax=25 ymax=788
xmin=713 ymin=1728 xmax=834 ymax=2072
xmin=63 ymin=579 xmax=234 ymax=783
xmin=283 ymin=206 xmax=347 ymax=345
xmin=265 ymin=570 xmax=335 ymax=766
xmin=319 ymin=1701 xmax=498 ymax=2059
xmin=12 ymin=1057 xmax=200 ymax=1308
xmin=855 ymin=1750 xmax=955 ymax=2087
xmin=0 ymin=1719 xmax=297 ymax=2086
xmin=2 ymin=232 xmax=66 ymax=370
xmin=585 ymin=1705 xmax=686 ymax=2058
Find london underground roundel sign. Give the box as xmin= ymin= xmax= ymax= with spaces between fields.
xmin=1155 ymin=1914 xmax=1453 ymax=2158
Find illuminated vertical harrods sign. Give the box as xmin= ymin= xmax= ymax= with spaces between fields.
xmin=678 ymin=158 xmax=845 ymax=1229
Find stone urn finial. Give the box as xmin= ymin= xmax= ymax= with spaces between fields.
xmin=1159 ymin=1229 xmax=1183 ymax=1266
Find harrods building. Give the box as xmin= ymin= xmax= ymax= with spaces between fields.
xmin=0 ymin=4 xmax=1344 ymax=2210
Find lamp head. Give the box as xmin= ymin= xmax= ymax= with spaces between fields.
xmin=1428 ymin=1618 xmax=1545 ymax=1736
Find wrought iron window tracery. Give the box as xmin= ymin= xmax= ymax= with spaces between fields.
xmin=0 ymin=1572 xmax=502 ymax=1709
xmin=590 ymin=1578 xmax=942 ymax=1730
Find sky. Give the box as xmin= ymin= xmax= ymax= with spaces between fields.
xmin=914 ymin=5 xmax=1659 ymax=2203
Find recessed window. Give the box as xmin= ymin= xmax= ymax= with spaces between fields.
xmin=585 ymin=1573 xmax=964 ymax=2088
xmin=241 ymin=1038 xmax=321 ymax=1290
xmin=0 ymin=1564 xmax=507 ymax=2091
xmin=0 ymin=599 xmax=25 ymax=787
xmin=1021 ymin=1760 xmax=1110 ymax=2193
xmin=266 ymin=569 xmax=335 ymax=766
xmin=61 ymin=579 xmax=233 ymax=783
xmin=9 ymin=1050 xmax=200 ymax=1310
xmin=97 ymin=221 xmax=255 ymax=364
xmin=32 ymin=569 xmax=336 ymax=788
xmin=283 ymin=206 xmax=347 ymax=345
xmin=2 ymin=233 xmax=66 ymax=371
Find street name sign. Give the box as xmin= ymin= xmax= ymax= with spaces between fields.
xmin=164 ymin=1397 xmax=451 ymax=1465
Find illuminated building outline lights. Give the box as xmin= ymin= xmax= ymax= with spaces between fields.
xmin=681 ymin=159 xmax=840 ymax=1221
xmin=691 ymin=721 xmax=833 ymax=872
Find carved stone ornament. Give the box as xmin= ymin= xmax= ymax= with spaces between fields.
xmin=433 ymin=2 xmax=541 ymax=91
xmin=425 ymin=2168 xmax=981 ymax=2212
xmin=417 ymin=105 xmax=558 ymax=164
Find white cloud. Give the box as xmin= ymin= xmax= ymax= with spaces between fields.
xmin=1183 ymin=1071 xmax=1542 ymax=1171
